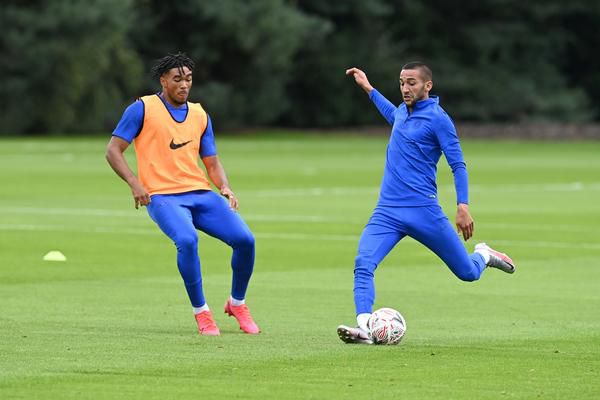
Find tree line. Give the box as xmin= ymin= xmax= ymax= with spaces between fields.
xmin=2 ymin=0 xmax=599 ymax=135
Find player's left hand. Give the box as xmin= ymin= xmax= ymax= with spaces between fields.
xmin=455 ymin=203 xmax=474 ymax=241
xmin=221 ymin=187 xmax=239 ymax=210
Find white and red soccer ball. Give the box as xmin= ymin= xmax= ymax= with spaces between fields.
xmin=368 ymin=307 xmax=407 ymax=345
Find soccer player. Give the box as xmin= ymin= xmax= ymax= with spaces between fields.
xmin=105 ymin=53 xmax=260 ymax=336
xmin=337 ymin=63 xmax=515 ymax=344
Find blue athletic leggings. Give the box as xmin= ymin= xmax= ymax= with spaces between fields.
xmin=354 ymin=205 xmax=486 ymax=314
xmin=147 ymin=190 xmax=255 ymax=307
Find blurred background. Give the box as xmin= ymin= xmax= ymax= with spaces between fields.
xmin=2 ymin=0 xmax=600 ymax=137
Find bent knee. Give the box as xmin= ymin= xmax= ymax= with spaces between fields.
xmin=455 ymin=268 xmax=481 ymax=282
xmin=232 ymin=231 xmax=255 ymax=249
xmin=175 ymin=232 xmax=198 ymax=251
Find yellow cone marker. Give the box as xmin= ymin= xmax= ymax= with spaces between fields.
xmin=43 ymin=251 xmax=67 ymax=262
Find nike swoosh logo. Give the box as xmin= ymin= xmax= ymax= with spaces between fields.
xmin=169 ymin=139 xmax=192 ymax=150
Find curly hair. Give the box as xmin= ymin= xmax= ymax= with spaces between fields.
xmin=151 ymin=52 xmax=195 ymax=80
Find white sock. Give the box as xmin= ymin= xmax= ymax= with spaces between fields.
xmin=475 ymin=248 xmax=491 ymax=263
xmin=193 ymin=304 xmax=210 ymax=315
xmin=230 ymin=296 xmax=245 ymax=306
xmin=357 ymin=313 xmax=371 ymax=332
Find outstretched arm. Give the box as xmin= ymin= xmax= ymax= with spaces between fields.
xmin=346 ymin=67 xmax=396 ymax=125
xmin=105 ymin=136 xmax=150 ymax=209
xmin=202 ymin=155 xmax=238 ymax=210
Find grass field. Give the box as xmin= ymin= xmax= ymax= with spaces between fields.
xmin=1 ymin=134 xmax=599 ymax=399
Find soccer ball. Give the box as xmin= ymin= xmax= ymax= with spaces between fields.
xmin=368 ymin=307 xmax=407 ymax=345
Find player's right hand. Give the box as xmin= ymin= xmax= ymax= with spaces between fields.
xmin=131 ymin=182 xmax=150 ymax=209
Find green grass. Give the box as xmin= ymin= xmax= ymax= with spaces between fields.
xmin=1 ymin=134 xmax=599 ymax=399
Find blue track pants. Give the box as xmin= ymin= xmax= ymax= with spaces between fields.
xmin=147 ymin=190 xmax=255 ymax=307
xmin=354 ymin=205 xmax=486 ymax=314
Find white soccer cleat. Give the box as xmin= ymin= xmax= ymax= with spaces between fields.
xmin=475 ymin=243 xmax=516 ymax=274
xmin=337 ymin=325 xmax=373 ymax=345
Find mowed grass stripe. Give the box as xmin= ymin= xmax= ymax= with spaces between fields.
xmin=2 ymin=223 xmax=600 ymax=251
xmin=4 ymin=205 xmax=600 ymax=234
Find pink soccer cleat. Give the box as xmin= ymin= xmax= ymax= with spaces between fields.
xmin=475 ymin=243 xmax=516 ymax=274
xmin=224 ymin=300 xmax=260 ymax=334
xmin=195 ymin=310 xmax=220 ymax=336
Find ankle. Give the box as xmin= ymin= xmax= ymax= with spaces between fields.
xmin=230 ymin=297 xmax=245 ymax=306
xmin=193 ymin=304 xmax=210 ymax=315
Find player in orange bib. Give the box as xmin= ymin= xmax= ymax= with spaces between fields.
xmin=106 ymin=53 xmax=259 ymax=336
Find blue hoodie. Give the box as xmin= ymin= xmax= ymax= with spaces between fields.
xmin=369 ymin=89 xmax=468 ymax=207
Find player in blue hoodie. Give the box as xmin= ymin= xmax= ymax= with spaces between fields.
xmin=338 ymin=63 xmax=516 ymax=344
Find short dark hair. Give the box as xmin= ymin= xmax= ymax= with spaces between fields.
xmin=402 ymin=62 xmax=432 ymax=81
xmin=151 ymin=52 xmax=195 ymax=80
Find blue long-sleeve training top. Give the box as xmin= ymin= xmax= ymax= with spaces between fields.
xmin=369 ymin=89 xmax=468 ymax=207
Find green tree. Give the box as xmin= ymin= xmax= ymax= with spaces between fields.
xmin=3 ymin=0 xmax=600 ymax=134
xmin=132 ymin=0 xmax=328 ymax=127
xmin=283 ymin=0 xmax=404 ymax=127
xmin=1 ymin=0 xmax=142 ymax=134
xmin=557 ymin=1 xmax=600 ymax=119
xmin=382 ymin=0 xmax=595 ymax=121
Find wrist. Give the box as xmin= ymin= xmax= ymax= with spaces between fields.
xmin=126 ymin=175 xmax=139 ymax=186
